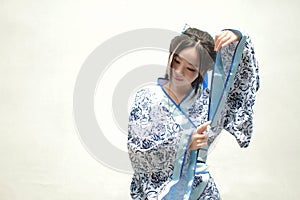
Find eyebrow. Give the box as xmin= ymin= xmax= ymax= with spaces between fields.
xmin=176 ymin=55 xmax=198 ymax=69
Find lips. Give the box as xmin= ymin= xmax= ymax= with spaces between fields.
xmin=173 ymin=75 xmax=184 ymax=81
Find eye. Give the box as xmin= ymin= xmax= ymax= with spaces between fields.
xmin=187 ymin=67 xmax=196 ymax=72
xmin=174 ymin=57 xmax=180 ymax=64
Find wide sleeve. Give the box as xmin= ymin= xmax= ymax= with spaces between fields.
xmin=221 ymin=34 xmax=260 ymax=148
xmin=127 ymin=87 xmax=179 ymax=173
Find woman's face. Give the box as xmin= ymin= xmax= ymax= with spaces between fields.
xmin=169 ymin=47 xmax=200 ymax=87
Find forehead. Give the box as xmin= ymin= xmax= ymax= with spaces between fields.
xmin=177 ymin=47 xmax=199 ymax=68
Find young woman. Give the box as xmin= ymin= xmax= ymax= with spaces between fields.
xmin=127 ymin=27 xmax=259 ymax=199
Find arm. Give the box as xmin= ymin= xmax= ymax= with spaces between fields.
xmin=127 ymin=87 xmax=179 ymax=172
xmin=219 ymin=32 xmax=260 ymax=148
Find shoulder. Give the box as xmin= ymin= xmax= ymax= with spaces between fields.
xmin=132 ymin=84 xmax=161 ymax=98
xmin=128 ymin=84 xmax=162 ymax=107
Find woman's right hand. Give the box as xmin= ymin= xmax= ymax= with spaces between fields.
xmin=214 ymin=30 xmax=240 ymax=51
xmin=188 ymin=121 xmax=211 ymax=151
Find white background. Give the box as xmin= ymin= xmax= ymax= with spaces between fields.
xmin=1 ymin=0 xmax=300 ymax=199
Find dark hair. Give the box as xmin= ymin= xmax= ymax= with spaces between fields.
xmin=183 ymin=28 xmax=216 ymax=62
xmin=166 ymin=27 xmax=216 ymax=94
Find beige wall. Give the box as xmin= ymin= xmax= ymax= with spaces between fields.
xmin=1 ymin=0 xmax=299 ymax=199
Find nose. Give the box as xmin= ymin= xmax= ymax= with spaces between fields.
xmin=174 ymin=64 xmax=184 ymax=76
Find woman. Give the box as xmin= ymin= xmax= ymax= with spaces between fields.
xmin=127 ymin=27 xmax=259 ymax=199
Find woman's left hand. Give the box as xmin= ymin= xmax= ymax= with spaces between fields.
xmin=188 ymin=121 xmax=210 ymax=151
xmin=214 ymin=30 xmax=240 ymax=51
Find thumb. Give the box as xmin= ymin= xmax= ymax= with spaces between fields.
xmin=196 ymin=121 xmax=211 ymax=134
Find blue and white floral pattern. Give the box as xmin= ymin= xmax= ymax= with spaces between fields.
xmin=128 ymin=34 xmax=259 ymax=199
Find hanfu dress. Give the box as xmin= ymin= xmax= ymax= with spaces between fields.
xmin=127 ymin=33 xmax=259 ymax=200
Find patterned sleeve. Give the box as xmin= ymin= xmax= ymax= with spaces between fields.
xmin=221 ymin=34 xmax=260 ymax=148
xmin=127 ymin=87 xmax=179 ymax=173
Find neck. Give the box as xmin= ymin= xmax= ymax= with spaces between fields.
xmin=164 ymin=82 xmax=192 ymax=103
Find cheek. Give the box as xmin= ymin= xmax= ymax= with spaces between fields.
xmin=188 ymin=72 xmax=199 ymax=82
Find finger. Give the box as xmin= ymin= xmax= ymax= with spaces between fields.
xmin=196 ymin=121 xmax=211 ymax=134
xmin=214 ymin=31 xmax=229 ymax=51
xmin=196 ymin=138 xmax=208 ymax=144
xmin=215 ymin=31 xmax=228 ymax=41
xmin=196 ymin=134 xmax=208 ymax=141
xmin=215 ymin=31 xmax=228 ymax=44
xmin=214 ymin=36 xmax=221 ymax=51
xmin=197 ymin=137 xmax=208 ymax=145
xmin=220 ymin=33 xmax=238 ymax=48
xmin=189 ymin=139 xmax=208 ymax=150
xmin=194 ymin=133 xmax=208 ymax=140
xmin=196 ymin=141 xmax=207 ymax=148
xmin=215 ymin=33 xmax=231 ymax=51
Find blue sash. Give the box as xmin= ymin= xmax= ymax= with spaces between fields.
xmin=159 ymin=36 xmax=247 ymax=200
xmin=208 ymin=36 xmax=247 ymax=128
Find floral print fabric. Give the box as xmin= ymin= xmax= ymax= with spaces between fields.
xmin=127 ymin=34 xmax=259 ymax=199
